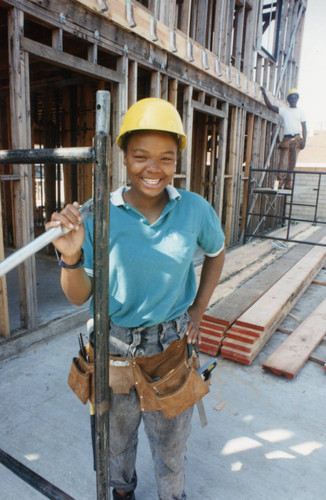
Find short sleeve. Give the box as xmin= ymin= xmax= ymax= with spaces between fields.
xmin=82 ymin=218 xmax=94 ymax=277
xmin=300 ymin=109 xmax=306 ymax=122
xmin=197 ymin=201 xmax=225 ymax=257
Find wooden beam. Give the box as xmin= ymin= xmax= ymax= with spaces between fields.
xmin=168 ymin=78 xmax=178 ymax=106
xmin=77 ymin=83 xmax=94 ymax=204
xmin=178 ymin=0 xmax=192 ymax=37
xmin=181 ymin=85 xmax=193 ymax=191
xmin=262 ymin=298 xmax=326 ymax=379
xmin=111 ymin=55 xmax=128 ymax=189
xmin=20 ymin=37 xmax=123 ymax=83
xmin=214 ymin=101 xmax=228 ymax=219
xmin=234 ymin=3 xmax=245 ymax=70
xmin=221 ymin=236 xmax=326 ymax=364
xmin=8 ymin=7 xmax=38 ymax=330
xmin=160 ymin=74 xmax=168 ymax=99
xmin=224 ymin=106 xmax=238 ymax=246
xmin=240 ymin=113 xmax=254 ymax=234
xmin=74 ymin=0 xmax=265 ymax=103
xmin=52 ymin=28 xmax=63 ymax=51
xmin=128 ymin=59 xmax=138 ymax=106
xmin=243 ymin=1 xmax=259 ymax=79
xmin=0 ymin=186 xmax=10 ymax=337
xmin=150 ymin=70 xmax=161 ymax=97
xmin=191 ymin=100 xmax=226 ymax=118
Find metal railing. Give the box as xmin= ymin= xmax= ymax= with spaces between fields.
xmin=244 ymin=168 xmax=326 ymax=247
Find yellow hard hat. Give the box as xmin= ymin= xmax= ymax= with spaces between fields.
xmin=287 ymin=88 xmax=299 ymax=97
xmin=117 ymin=98 xmax=187 ymax=151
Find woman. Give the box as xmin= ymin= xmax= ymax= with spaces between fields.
xmin=46 ymin=98 xmax=225 ymax=500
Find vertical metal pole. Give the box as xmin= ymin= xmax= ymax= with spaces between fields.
xmin=94 ymin=90 xmax=111 ymax=499
xmin=313 ymin=174 xmax=322 ymax=223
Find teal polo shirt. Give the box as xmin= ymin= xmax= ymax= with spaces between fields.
xmin=83 ymin=185 xmax=225 ymax=327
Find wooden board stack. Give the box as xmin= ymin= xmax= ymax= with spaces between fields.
xmin=199 ymin=316 xmax=230 ymax=355
xmin=220 ymin=237 xmax=326 ymax=365
xmin=199 ymin=227 xmax=326 ymax=356
xmin=262 ymin=298 xmax=326 ymax=378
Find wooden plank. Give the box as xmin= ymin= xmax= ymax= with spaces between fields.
xmin=8 ymin=7 xmax=38 ymax=330
xmin=191 ymin=100 xmax=226 ymax=118
xmin=199 ymin=117 xmax=208 ymax=197
xmin=20 ymin=37 xmax=123 ymax=83
xmin=112 ymin=55 xmax=128 ymax=189
xmin=224 ymin=106 xmax=238 ymax=245
xmin=202 ymin=226 xmax=326 ymax=356
xmin=262 ymin=298 xmax=326 ymax=379
xmin=243 ymin=0 xmax=259 ymax=79
xmin=221 ymin=237 xmax=326 ymax=364
xmin=177 ymin=0 xmax=192 ymax=37
xmin=128 ymin=60 xmax=138 ymax=106
xmin=312 ymin=280 xmax=326 ymax=286
xmin=214 ymin=101 xmax=228 ymax=218
xmin=232 ymin=107 xmax=246 ymax=244
xmin=208 ymin=115 xmax=217 ymax=205
xmin=236 ymin=237 xmax=326 ymax=331
xmin=240 ymin=113 xmax=254 ymax=233
xmin=233 ymin=3 xmax=245 ymax=70
xmin=75 ymin=0 xmax=266 ymax=103
xmin=150 ymin=70 xmax=161 ymax=97
xmin=181 ymin=85 xmax=193 ymax=191
xmin=196 ymin=222 xmax=316 ymax=293
xmin=0 ymin=187 xmax=10 ymax=337
xmin=77 ymin=83 xmax=94 ymax=204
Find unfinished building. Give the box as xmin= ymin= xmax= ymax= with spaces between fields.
xmin=0 ymin=0 xmax=307 ymax=336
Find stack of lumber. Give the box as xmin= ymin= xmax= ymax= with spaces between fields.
xmin=220 ymin=236 xmax=326 ymax=365
xmin=262 ymin=298 xmax=326 ymax=378
xmin=199 ymin=317 xmax=230 ymax=356
xmin=199 ymin=226 xmax=326 ymax=356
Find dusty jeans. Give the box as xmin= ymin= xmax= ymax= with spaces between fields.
xmin=108 ymin=312 xmax=192 ymax=500
xmin=278 ymin=134 xmax=302 ymax=186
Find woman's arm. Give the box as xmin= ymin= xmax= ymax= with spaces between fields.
xmin=186 ymin=246 xmax=225 ymax=344
xmin=45 ymin=202 xmax=93 ymax=306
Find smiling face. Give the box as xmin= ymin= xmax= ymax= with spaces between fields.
xmin=123 ymin=130 xmax=178 ymax=202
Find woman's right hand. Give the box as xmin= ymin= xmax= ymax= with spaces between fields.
xmin=45 ymin=202 xmax=85 ymax=262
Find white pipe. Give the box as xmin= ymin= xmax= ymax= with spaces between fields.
xmin=0 ymin=199 xmax=93 ymax=277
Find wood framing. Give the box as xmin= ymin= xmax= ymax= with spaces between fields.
xmin=0 ymin=0 xmax=308 ymax=334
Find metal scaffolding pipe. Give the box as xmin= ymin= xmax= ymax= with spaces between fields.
xmin=0 ymin=199 xmax=93 ymax=277
xmin=0 ymin=147 xmax=96 ymax=164
xmin=0 ymin=90 xmax=112 ymax=498
xmin=93 ymin=90 xmax=111 ymax=500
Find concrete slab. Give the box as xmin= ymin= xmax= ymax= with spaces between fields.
xmin=1 ymin=272 xmax=326 ymax=499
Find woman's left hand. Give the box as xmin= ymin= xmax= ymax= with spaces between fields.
xmin=185 ymin=307 xmax=202 ymax=344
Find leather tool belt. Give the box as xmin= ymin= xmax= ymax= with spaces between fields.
xmin=68 ymin=336 xmax=209 ymax=418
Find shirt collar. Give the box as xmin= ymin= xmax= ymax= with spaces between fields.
xmin=110 ymin=185 xmax=181 ymax=207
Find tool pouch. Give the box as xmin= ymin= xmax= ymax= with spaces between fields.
xmin=68 ymin=352 xmax=93 ymax=405
xmin=68 ymin=336 xmax=209 ymax=418
xmin=132 ymin=341 xmax=209 ymax=418
xmin=154 ymin=364 xmax=207 ymax=418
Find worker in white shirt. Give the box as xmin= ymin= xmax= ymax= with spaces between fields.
xmin=261 ymin=88 xmax=307 ymax=189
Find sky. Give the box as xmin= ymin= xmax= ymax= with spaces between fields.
xmin=298 ymin=0 xmax=326 ymax=131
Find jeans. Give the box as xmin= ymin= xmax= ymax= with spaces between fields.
xmin=108 ymin=312 xmax=193 ymax=500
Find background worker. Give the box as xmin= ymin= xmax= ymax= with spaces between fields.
xmin=46 ymin=98 xmax=225 ymax=500
xmin=261 ymin=87 xmax=307 ymax=189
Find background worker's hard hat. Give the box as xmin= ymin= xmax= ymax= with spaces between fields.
xmin=117 ymin=98 xmax=187 ymax=151
xmin=287 ymin=88 xmax=299 ymax=97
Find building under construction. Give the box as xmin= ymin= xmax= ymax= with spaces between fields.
xmin=2 ymin=2 xmax=326 ymax=500
xmin=0 ymin=0 xmax=309 ymax=337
